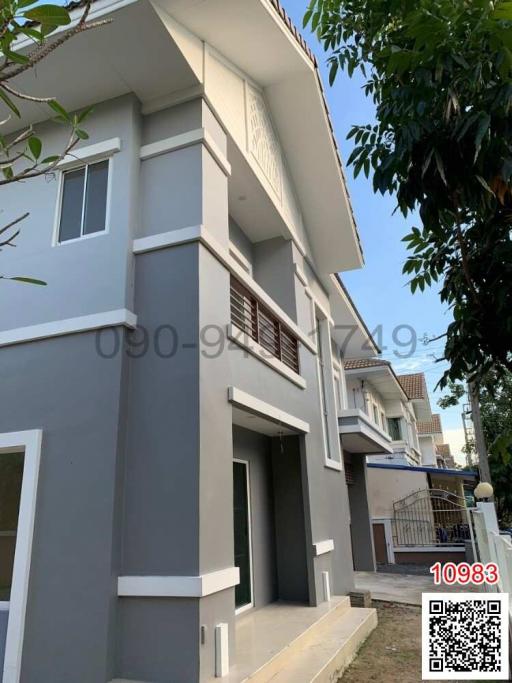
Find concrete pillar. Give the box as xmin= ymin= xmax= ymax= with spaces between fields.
xmin=347 ymin=455 xmax=376 ymax=571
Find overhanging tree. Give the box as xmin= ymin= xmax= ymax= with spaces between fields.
xmin=304 ymin=0 xmax=512 ymax=388
xmin=0 ymin=0 xmax=108 ymax=284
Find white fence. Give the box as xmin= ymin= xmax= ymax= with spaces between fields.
xmin=471 ymin=502 xmax=512 ymax=622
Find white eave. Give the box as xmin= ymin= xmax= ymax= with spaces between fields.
xmin=9 ymin=0 xmax=364 ymax=274
xmin=154 ymin=0 xmax=364 ymax=273
xmin=328 ymin=274 xmax=379 ymax=359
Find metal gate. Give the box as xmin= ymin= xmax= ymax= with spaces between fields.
xmin=392 ymin=488 xmax=472 ymax=547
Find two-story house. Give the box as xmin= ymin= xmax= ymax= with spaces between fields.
xmin=0 ymin=1 xmax=379 ymax=682
xmin=341 ymin=361 xmax=424 ymax=467
xmin=417 ymin=414 xmax=455 ymax=468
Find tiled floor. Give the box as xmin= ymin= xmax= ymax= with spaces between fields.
xmin=355 ymin=570 xmax=479 ymax=605
xmin=222 ymin=596 xmax=349 ymax=682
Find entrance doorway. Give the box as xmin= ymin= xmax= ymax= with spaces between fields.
xmin=233 ymin=460 xmax=253 ymax=613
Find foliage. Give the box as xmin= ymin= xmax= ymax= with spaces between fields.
xmin=439 ymin=372 xmax=512 ymax=523
xmin=0 ymin=0 xmax=108 ymax=284
xmin=304 ymin=0 xmax=512 ymax=387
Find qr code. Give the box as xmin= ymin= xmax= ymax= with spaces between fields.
xmin=422 ymin=593 xmax=509 ymax=680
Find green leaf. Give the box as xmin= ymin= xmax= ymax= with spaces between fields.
xmin=8 ymin=276 xmax=47 ymax=286
xmin=475 ymin=175 xmax=494 ymax=194
xmin=23 ymin=5 xmax=71 ymax=26
xmin=48 ymin=100 xmax=70 ymax=121
xmin=474 ymin=113 xmax=491 ymax=162
xmin=434 ymin=149 xmax=447 ymax=186
xmin=41 ymin=155 xmax=59 ymax=164
xmin=28 ymin=136 xmax=42 ymax=160
xmin=75 ymin=129 xmax=89 ymax=140
xmin=0 ymin=88 xmax=20 ymax=116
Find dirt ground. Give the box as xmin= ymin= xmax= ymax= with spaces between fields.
xmin=341 ymin=602 xmax=422 ymax=683
xmin=340 ymin=602 xmax=499 ymax=683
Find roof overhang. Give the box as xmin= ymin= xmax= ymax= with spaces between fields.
xmin=9 ymin=0 xmax=363 ymax=275
xmin=328 ymin=275 xmax=379 ymax=359
xmin=7 ymin=0 xmax=200 ymax=133
xmin=150 ymin=0 xmax=364 ymax=273
xmin=344 ymin=364 xmax=409 ymax=402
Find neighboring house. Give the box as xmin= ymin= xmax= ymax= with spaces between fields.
xmin=0 ymin=1 xmax=380 ymax=682
xmin=342 ymin=364 xmax=478 ymax=568
xmin=417 ymin=414 xmax=455 ymax=468
xmin=341 ymin=360 xmax=423 ymax=467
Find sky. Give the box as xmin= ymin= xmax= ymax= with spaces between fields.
xmin=282 ymin=0 xmax=468 ymax=464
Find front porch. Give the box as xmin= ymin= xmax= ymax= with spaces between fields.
xmin=220 ymin=596 xmax=377 ymax=682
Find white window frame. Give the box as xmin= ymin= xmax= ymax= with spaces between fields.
xmin=51 ymin=138 xmax=120 ymax=247
xmin=315 ymin=312 xmax=342 ymax=471
xmin=52 ymin=158 xmax=112 ymax=246
xmin=1 ymin=430 xmax=42 ymax=683
xmin=233 ymin=459 xmax=254 ymax=616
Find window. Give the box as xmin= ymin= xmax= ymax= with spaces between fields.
xmin=387 ymin=417 xmax=402 ymax=441
xmin=381 ymin=411 xmax=386 ymax=431
xmin=58 ymin=159 xmax=109 ymax=242
xmin=373 ymin=403 xmax=379 ymax=425
xmin=230 ymin=276 xmax=299 ymax=373
xmin=0 ymin=451 xmax=24 ymax=601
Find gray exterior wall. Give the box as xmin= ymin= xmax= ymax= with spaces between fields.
xmin=0 ymin=333 xmax=126 ymax=682
xmin=0 ymin=88 xmax=357 ymax=683
xmin=0 ymin=94 xmax=140 ymax=332
xmin=345 ymin=453 xmax=376 ymax=572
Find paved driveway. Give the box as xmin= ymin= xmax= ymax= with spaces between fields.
xmin=355 ymin=571 xmax=479 ymax=606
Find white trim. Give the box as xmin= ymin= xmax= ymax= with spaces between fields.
xmin=139 ymin=128 xmax=231 ymax=177
xmin=313 ymin=539 xmax=334 ymax=556
xmin=1 ymin=430 xmax=42 ymax=683
xmin=228 ymin=386 xmax=310 ymax=434
xmin=0 ymin=309 xmax=137 ymax=348
xmin=233 ymin=459 xmax=254 ymax=615
xmin=227 ymin=324 xmax=306 ymax=390
xmin=117 ymin=567 xmax=240 ymax=598
xmin=52 ymin=156 xmax=114 ymax=246
xmin=228 ymin=242 xmax=252 ymax=275
xmin=56 ymin=137 xmax=121 ymax=170
xmin=141 ymin=85 xmax=205 ymax=115
xmin=322 ymin=571 xmax=331 ymax=602
xmin=324 ymin=459 xmax=343 ymax=471
xmin=294 ymin=263 xmax=308 ymax=287
xmin=394 ymin=546 xmax=465 ymax=553
xmin=215 ymin=623 xmax=229 ymax=678
xmin=133 ymin=226 xmax=203 ymax=255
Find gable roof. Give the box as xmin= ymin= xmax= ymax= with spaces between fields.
xmin=397 ymin=373 xmax=428 ymax=400
xmin=417 ymin=414 xmax=443 ymax=435
xmin=344 ymin=359 xmax=390 ymax=370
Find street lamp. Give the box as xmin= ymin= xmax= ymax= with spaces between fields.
xmin=474 ymin=482 xmax=494 ymax=502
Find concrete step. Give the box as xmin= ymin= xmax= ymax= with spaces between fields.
xmin=245 ymin=603 xmax=377 ymax=683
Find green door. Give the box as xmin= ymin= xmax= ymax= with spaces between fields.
xmin=233 ymin=461 xmax=252 ymax=611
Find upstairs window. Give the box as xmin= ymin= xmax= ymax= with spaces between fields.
xmin=58 ymin=160 xmax=109 ymax=243
xmin=387 ymin=417 xmax=402 ymax=441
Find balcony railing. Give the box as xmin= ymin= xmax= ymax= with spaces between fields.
xmin=230 ymin=276 xmax=300 ymax=374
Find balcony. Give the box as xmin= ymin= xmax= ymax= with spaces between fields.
xmin=338 ymin=409 xmax=393 ymax=455
xmin=230 ymin=276 xmax=300 ymax=374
